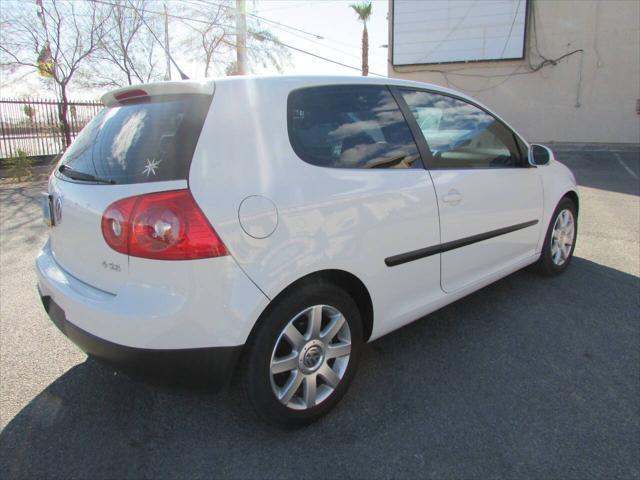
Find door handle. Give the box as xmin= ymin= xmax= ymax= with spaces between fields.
xmin=442 ymin=189 xmax=462 ymax=206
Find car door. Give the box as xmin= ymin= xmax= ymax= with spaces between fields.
xmin=394 ymin=88 xmax=543 ymax=293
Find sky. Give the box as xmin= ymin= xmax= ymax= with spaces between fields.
xmin=1 ymin=0 xmax=391 ymax=99
xmin=246 ymin=0 xmax=389 ymax=77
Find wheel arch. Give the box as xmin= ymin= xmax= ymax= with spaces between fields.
xmin=541 ymin=189 xmax=579 ymax=245
xmin=247 ymin=269 xmax=374 ymax=346
xmin=562 ymin=190 xmax=579 ymax=213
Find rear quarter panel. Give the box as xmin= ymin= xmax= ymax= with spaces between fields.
xmin=189 ymin=78 xmax=444 ymax=342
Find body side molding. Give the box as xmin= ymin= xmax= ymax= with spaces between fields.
xmin=385 ymin=220 xmax=539 ymax=267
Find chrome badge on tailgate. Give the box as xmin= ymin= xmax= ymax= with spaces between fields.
xmin=41 ymin=192 xmax=54 ymax=226
xmin=41 ymin=192 xmax=63 ymax=226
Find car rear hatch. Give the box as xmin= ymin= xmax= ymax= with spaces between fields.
xmin=47 ymin=81 xmax=214 ymax=294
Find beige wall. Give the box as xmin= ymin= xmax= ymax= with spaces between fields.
xmin=389 ymin=0 xmax=640 ymax=144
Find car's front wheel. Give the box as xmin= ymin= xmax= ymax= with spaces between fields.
xmin=243 ymin=281 xmax=363 ymax=427
xmin=536 ymin=197 xmax=578 ymax=275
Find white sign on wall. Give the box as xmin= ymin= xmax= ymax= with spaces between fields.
xmin=392 ymin=0 xmax=528 ymax=66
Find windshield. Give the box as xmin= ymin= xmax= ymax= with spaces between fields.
xmin=58 ymin=94 xmax=212 ymax=184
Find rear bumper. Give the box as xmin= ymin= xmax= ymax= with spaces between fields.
xmin=36 ymin=240 xmax=269 ymax=349
xmin=35 ymin=239 xmax=269 ymax=387
xmin=40 ymin=292 xmax=242 ymax=388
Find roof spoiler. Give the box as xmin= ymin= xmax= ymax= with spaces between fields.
xmin=101 ymin=80 xmax=215 ymax=107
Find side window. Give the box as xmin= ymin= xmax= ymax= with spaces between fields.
xmin=398 ymin=89 xmax=524 ymax=169
xmin=287 ymin=85 xmax=422 ymax=169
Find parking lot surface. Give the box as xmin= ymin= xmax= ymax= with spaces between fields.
xmin=1 ymin=146 xmax=638 ymax=479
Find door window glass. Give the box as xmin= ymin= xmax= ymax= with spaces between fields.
xmin=399 ymin=89 xmax=523 ymax=169
xmin=288 ymin=85 xmax=422 ymax=169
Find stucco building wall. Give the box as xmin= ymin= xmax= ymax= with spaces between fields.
xmin=388 ymin=0 xmax=640 ymax=144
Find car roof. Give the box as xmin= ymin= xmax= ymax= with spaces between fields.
xmin=102 ymin=75 xmax=474 ymax=106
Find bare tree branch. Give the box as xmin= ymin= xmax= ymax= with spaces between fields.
xmin=82 ymin=0 xmax=161 ymax=87
xmin=0 ymin=0 xmax=106 ymax=147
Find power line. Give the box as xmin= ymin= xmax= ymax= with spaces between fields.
xmin=185 ymin=0 xmax=327 ymax=40
xmin=254 ymin=23 xmax=364 ymax=64
xmin=264 ymin=37 xmax=385 ymax=77
xmin=179 ymin=0 xmax=363 ymax=63
xmin=396 ymin=49 xmax=583 ymax=78
xmin=247 ymin=16 xmax=364 ymax=62
xmin=91 ymin=0 xmax=383 ymax=76
xmin=184 ymin=0 xmax=362 ymax=53
xmin=256 ymin=1 xmax=323 ymax=13
xmin=392 ymin=0 xmax=583 ymax=89
xmin=123 ymin=0 xmax=190 ymax=79
xmin=250 ymin=15 xmax=362 ymax=58
xmin=181 ymin=0 xmax=381 ymax=72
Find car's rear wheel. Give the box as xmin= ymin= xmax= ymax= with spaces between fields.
xmin=536 ymin=197 xmax=578 ymax=275
xmin=243 ymin=281 xmax=363 ymax=427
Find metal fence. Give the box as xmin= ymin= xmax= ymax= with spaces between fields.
xmin=0 ymin=98 xmax=102 ymax=159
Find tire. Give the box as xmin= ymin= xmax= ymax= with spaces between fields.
xmin=535 ymin=197 xmax=578 ymax=275
xmin=243 ymin=281 xmax=363 ymax=427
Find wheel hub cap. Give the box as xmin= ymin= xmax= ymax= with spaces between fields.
xmin=299 ymin=341 xmax=324 ymax=373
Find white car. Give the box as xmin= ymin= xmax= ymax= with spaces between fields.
xmin=37 ymin=76 xmax=578 ymax=426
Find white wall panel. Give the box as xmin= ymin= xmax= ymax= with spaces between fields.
xmin=392 ymin=0 xmax=528 ymax=65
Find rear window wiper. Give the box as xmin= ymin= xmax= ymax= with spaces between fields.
xmin=58 ymin=165 xmax=115 ymax=184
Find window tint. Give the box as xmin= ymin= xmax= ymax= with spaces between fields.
xmin=58 ymin=94 xmax=212 ymax=184
xmin=398 ymin=89 xmax=523 ymax=169
xmin=288 ymin=85 xmax=421 ymax=169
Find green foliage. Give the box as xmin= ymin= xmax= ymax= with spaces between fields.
xmin=23 ymin=105 xmax=35 ymax=122
xmin=247 ymin=28 xmax=291 ymax=73
xmin=350 ymin=1 xmax=373 ymax=24
xmin=225 ymin=60 xmax=238 ymax=76
xmin=37 ymin=42 xmax=55 ymax=78
xmin=7 ymin=150 xmax=34 ymax=182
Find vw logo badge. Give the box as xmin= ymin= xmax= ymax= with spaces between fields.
xmin=303 ymin=346 xmax=322 ymax=368
xmin=53 ymin=195 xmax=63 ymax=225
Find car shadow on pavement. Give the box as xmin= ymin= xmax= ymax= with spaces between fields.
xmin=1 ymin=257 xmax=638 ymax=479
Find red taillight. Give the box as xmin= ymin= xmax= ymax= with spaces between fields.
xmin=102 ymin=196 xmax=137 ymax=255
xmin=101 ymin=190 xmax=228 ymax=260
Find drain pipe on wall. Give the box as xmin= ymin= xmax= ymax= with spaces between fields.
xmin=575 ymin=50 xmax=584 ymax=108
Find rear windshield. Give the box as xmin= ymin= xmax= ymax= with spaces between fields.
xmin=58 ymin=94 xmax=212 ymax=184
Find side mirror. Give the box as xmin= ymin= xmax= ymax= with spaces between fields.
xmin=528 ymin=144 xmax=553 ymax=166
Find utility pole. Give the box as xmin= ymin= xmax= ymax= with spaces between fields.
xmin=235 ymin=0 xmax=247 ymax=75
xmin=164 ymin=2 xmax=171 ymax=80
xmin=131 ymin=1 xmax=189 ymax=80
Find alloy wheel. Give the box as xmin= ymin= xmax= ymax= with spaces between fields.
xmin=550 ymin=208 xmax=575 ymax=266
xmin=269 ymin=305 xmax=351 ymax=410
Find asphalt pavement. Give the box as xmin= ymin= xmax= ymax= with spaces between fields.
xmin=0 ymin=145 xmax=638 ymax=479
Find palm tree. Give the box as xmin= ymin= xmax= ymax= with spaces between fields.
xmin=350 ymin=1 xmax=372 ymax=76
